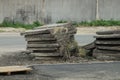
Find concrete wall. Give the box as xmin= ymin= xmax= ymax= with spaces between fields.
xmin=0 ymin=0 xmax=43 ymax=24
xmin=98 ymin=0 xmax=120 ymax=20
xmin=0 ymin=0 xmax=120 ymax=24
xmin=0 ymin=0 xmax=96 ymax=24
xmin=45 ymin=0 xmax=96 ymax=23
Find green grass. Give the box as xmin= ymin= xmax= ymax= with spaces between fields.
xmin=56 ymin=20 xmax=68 ymax=23
xmin=72 ymin=20 xmax=120 ymax=27
xmin=1 ymin=20 xmax=120 ymax=29
xmin=56 ymin=20 xmax=120 ymax=27
xmin=0 ymin=21 xmax=43 ymax=29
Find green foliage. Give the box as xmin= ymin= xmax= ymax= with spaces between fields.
xmin=72 ymin=20 xmax=120 ymax=26
xmin=33 ymin=21 xmax=42 ymax=27
xmin=72 ymin=22 xmax=79 ymax=27
xmin=0 ymin=21 xmax=43 ymax=29
xmin=56 ymin=20 xmax=68 ymax=23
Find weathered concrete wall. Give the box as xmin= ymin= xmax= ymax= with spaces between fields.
xmin=98 ymin=0 xmax=120 ymax=20
xmin=0 ymin=0 xmax=96 ymax=24
xmin=0 ymin=0 xmax=43 ymax=24
xmin=0 ymin=0 xmax=120 ymax=24
xmin=45 ymin=0 xmax=96 ymax=23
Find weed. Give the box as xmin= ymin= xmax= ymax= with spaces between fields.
xmin=72 ymin=20 xmax=120 ymax=26
xmin=0 ymin=21 xmax=43 ymax=29
xmin=56 ymin=20 xmax=68 ymax=23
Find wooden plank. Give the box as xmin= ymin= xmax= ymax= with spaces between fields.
xmin=55 ymin=29 xmax=76 ymax=35
xmin=31 ymin=53 xmax=60 ymax=57
xmin=97 ymin=46 xmax=120 ymax=51
xmin=0 ymin=66 xmax=32 ymax=75
xmin=68 ymin=29 xmax=77 ymax=34
xmin=25 ymin=34 xmax=54 ymax=38
xmin=82 ymin=42 xmax=95 ymax=50
xmin=26 ymin=37 xmax=56 ymax=41
xmin=27 ymin=41 xmax=57 ymax=44
xmin=95 ymin=40 xmax=120 ymax=45
xmin=94 ymin=34 xmax=120 ymax=39
xmin=27 ymin=43 xmax=59 ymax=48
xmin=96 ymin=30 xmax=120 ymax=35
xmin=21 ymin=28 xmax=53 ymax=36
xmin=93 ymin=49 xmax=120 ymax=59
xmin=34 ymin=23 xmax=70 ymax=29
xmin=27 ymin=47 xmax=58 ymax=51
xmin=93 ymin=49 xmax=120 ymax=54
xmin=35 ymin=56 xmax=62 ymax=60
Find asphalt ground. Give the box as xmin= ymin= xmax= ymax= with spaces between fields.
xmin=0 ymin=62 xmax=120 ymax=80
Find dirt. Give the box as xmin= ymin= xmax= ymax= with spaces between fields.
xmin=0 ymin=26 xmax=120 ymax=34
xmin=0 ymin=51 xmax=92 ymax=66
xmin=0 ymin=27 xmax=26 ymax=32
xmin=0 ymin=51 xmax=94 ymax=80
xmin=77 ymin=26 xmax=120 ymax=34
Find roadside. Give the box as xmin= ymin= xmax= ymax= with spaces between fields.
xmin=76 ymin=26 xmax=120 ymax=34
xmin=0 ymin=26 xmax=120 ymax=65
xmin=0 ymin=32 xmax=26 ymax=57
xmin=0 ymin=27 xmax=26 ymax=32
xmin=1 ymin=26 xmax=120 ymax=34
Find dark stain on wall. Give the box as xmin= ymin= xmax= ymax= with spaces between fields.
xmin=3 ymin=4 xmax=52 ymax=24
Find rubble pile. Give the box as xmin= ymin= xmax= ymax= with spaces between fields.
xmin=21 ymin=23 xmax=79 ymax=59
xmin=93 ymin=30 xmax=120 ymax=60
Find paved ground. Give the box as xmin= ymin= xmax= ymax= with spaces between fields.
xmin=32 ymin=62 xmax=120 ymax=80
xmin=0 ymin=33 xmax=26 ymax=56
xmin=0 ymin=33 xmax=26 ymax=49
xmin=0 ymin=62 xmax=120 ymax=80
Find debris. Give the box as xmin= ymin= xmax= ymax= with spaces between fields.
xmin=93 ymin=30 xmax=120 ymax=60
xmin=82 ymin=42 xmax=95 ymax=56
xmin=21 ymin=23 xmax=79 ymax=60
xmin=0 ymin=66 xmax=32 ymax=75
xmin=96 ymin=30 xmax=120 ymax=35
